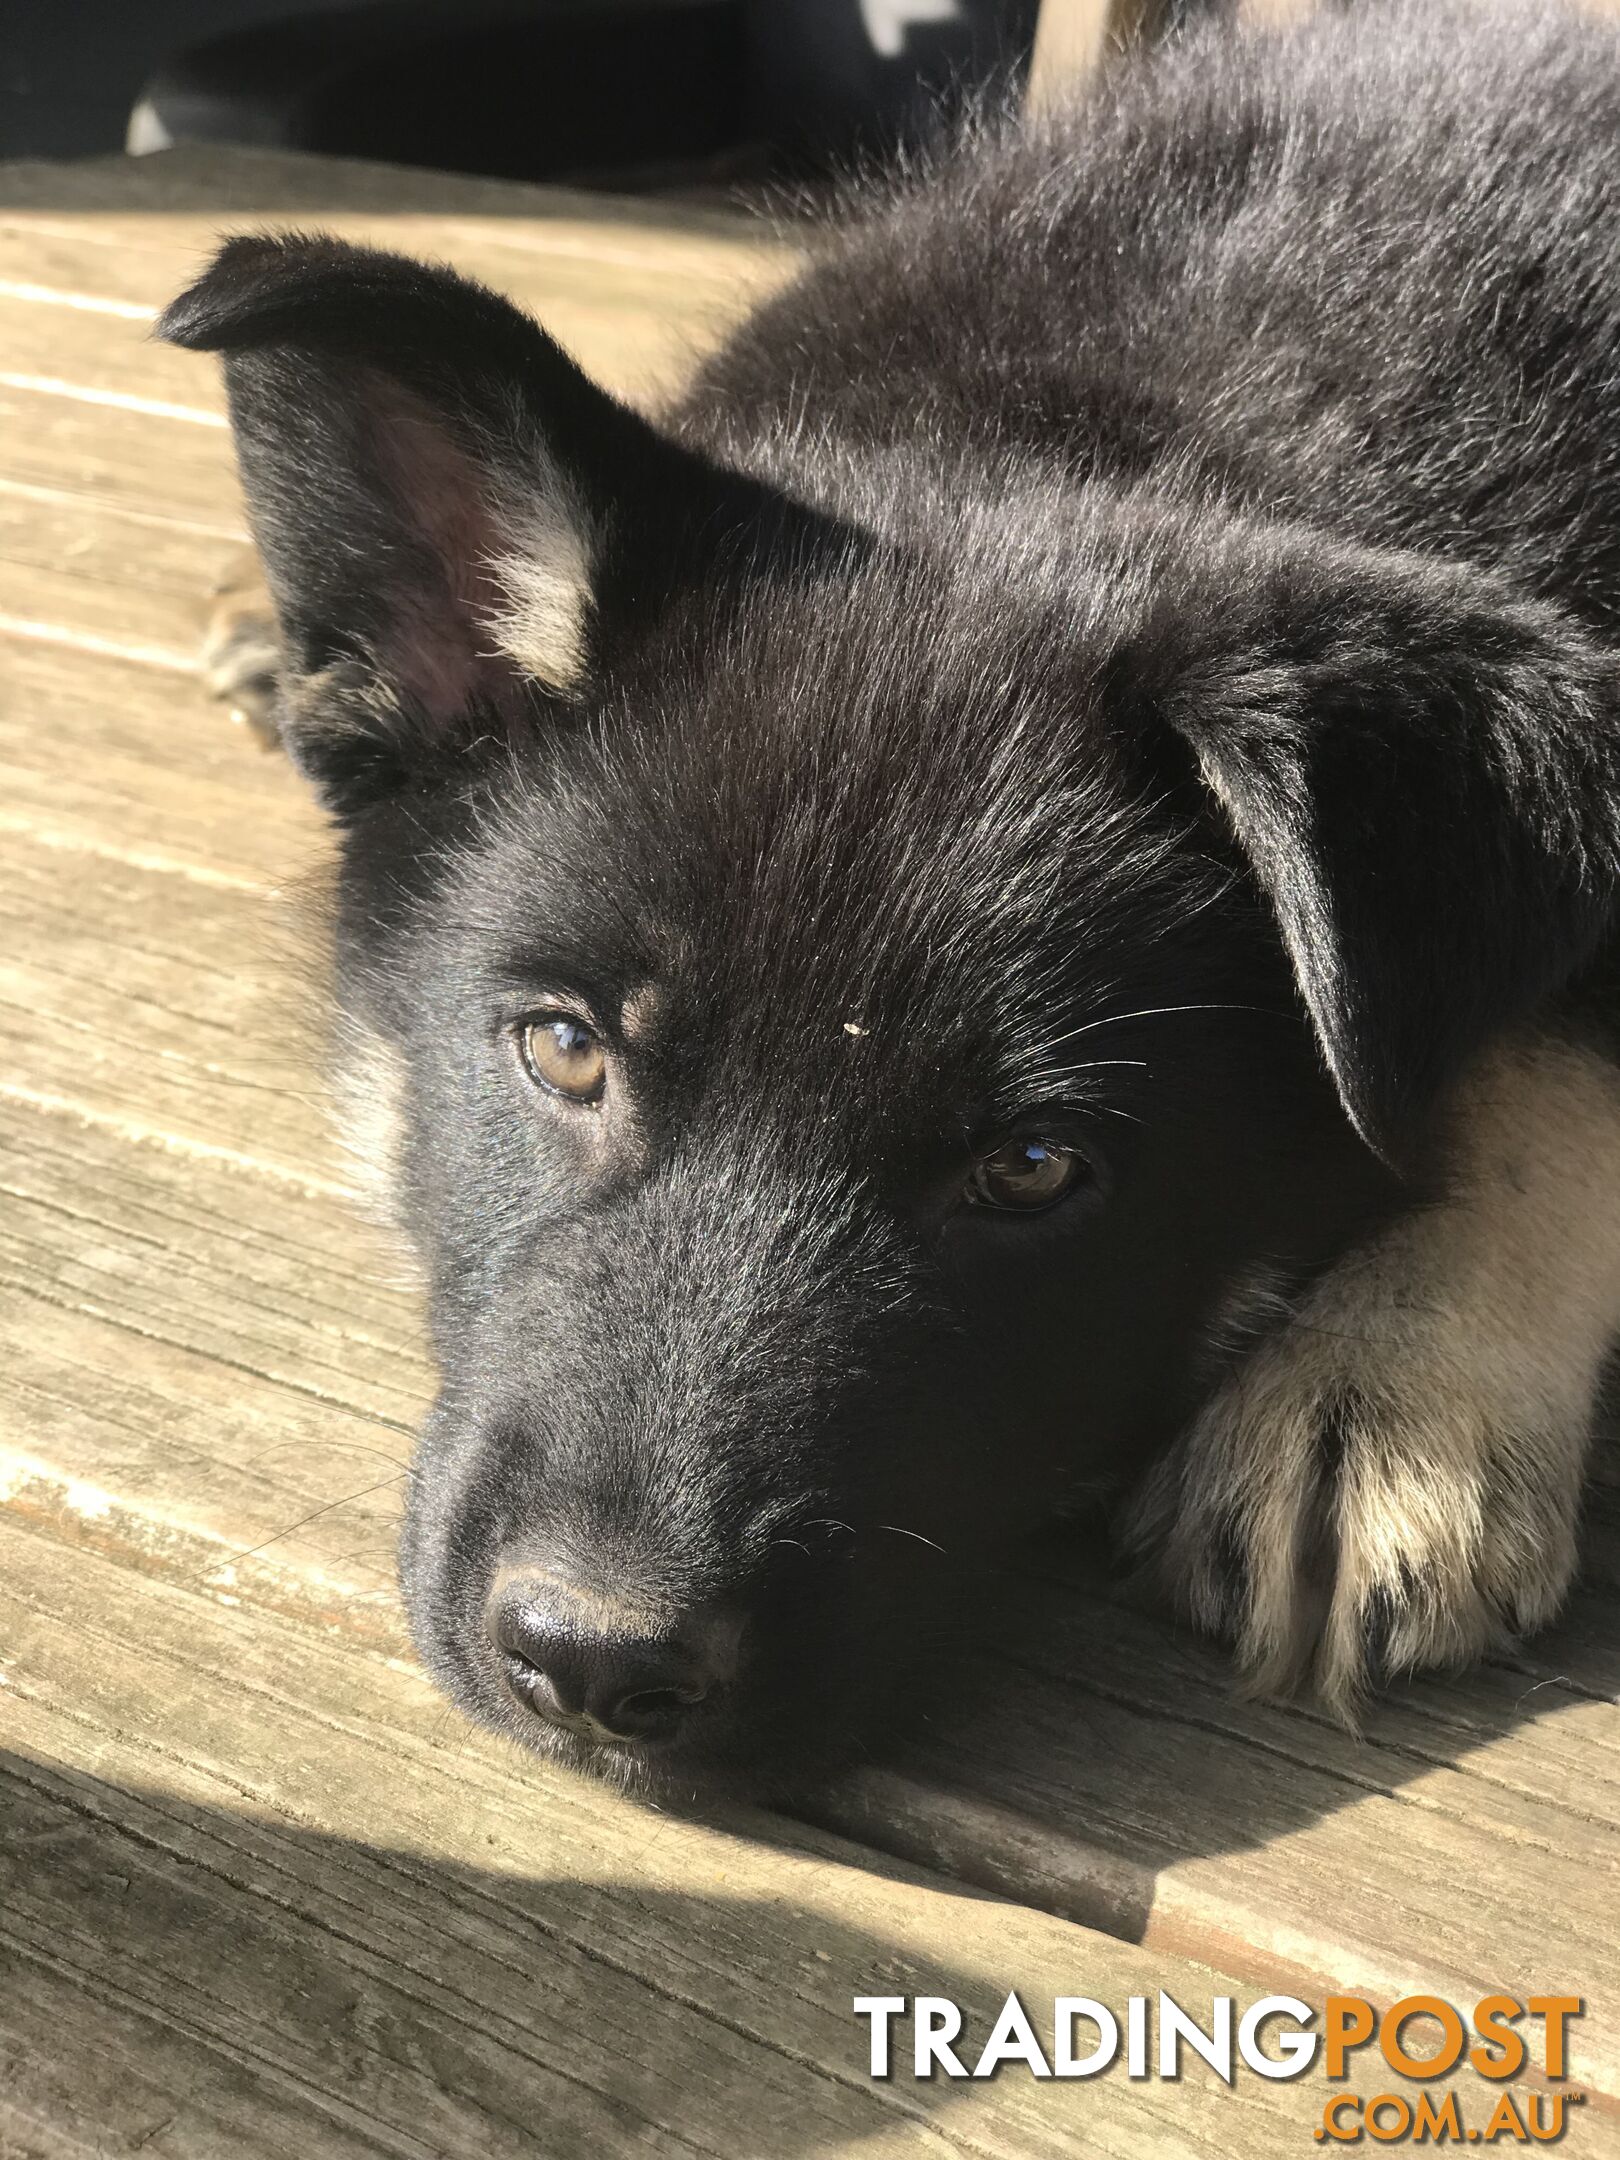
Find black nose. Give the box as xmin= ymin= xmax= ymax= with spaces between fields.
xmin=486 ymin=1568 xmax=739 ymax=1746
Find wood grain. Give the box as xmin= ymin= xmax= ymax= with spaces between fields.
xmin=0 ymin=825 xmax=340 ymax=1186
xmin=3 ymin=1519 xmax=1402 ymax=2160
xmin=0 ymin=639 xmax=320 ymax=882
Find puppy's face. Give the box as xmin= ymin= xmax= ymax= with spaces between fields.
xmin=163 ymin=240 xmax=1620 ymax=1795
xmin=362 ymin=562 xmax=1384 ymax=1793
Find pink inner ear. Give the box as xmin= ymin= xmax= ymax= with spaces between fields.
xmin=360 ymin=372 xmax=523 ymax=728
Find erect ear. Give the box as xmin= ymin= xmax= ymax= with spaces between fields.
xmin=1133 ymin=527 xmax=1620 ymax=1158
xmin=159 ymin=233 xmax=772 ymax=816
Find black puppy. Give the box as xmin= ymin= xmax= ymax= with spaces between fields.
xmin=161 ymin=0 xmax=1620 ymax=1796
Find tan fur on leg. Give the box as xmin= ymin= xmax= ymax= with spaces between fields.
xmin=1126 ymin=1033 xmax=1620 ymax=1719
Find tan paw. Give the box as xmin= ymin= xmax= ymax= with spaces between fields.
xmin=1125 ymin=1037 xmax=1620 ymax=1718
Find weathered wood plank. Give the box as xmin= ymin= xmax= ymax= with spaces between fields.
xmin=1 ymin=287 xmax=234 ymax=417
xmin=0 ymin=1299 xmax=411 ymax=1648
xmin=0 ymin=141 xmax=782 ymax=248
xmin=0 ymin=1088 xmax=418 ymax=1629
xmin=1 ymin=1518 xmax=1373 ymax=2160
xmin=0 ymin=825 xmax=340 ymax=1187
xmin=0 ymin=152 xmax=790 ymax=367
xmin=814 ymin=1562 xmax=1620 ymax=2095
xmin=0 ymin=384 xmax=245 ymax=535
xmin=0 ymin=640 xmax=315 ymax=881
xmin=0 ymin=473 xmax=248 ymax=589
xmin=0 ymin=551 xmax=222 ymax=678
xmin=0 ymin=201 xmax=780 ymax=304
xmin=1 ymin=1959 xmax=415 ymax=2160
xmin=0 ymin=1097 xmax=422 ymax=1429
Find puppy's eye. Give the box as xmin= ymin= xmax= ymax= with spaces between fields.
xmin=967 ymin=1136 xmax=1088 ymax=1212
xmin=519 ymin=1013 xmax=607 ymax=1103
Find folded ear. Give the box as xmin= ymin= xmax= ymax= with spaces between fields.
xmin=159 ymin=233 xmax=767 ymax=816
xmin=1136 ymin=530 xmax=1620 ymax=1158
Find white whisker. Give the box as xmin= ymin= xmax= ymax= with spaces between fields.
xmin=1047 ymin=1000 xmax=1283 ymax=1050
xmin=877 ymin=1523 xmax=947 ymax=1554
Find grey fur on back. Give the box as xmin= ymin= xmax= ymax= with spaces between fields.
xmin=684 ymin=1 xmax=1620 ymax=633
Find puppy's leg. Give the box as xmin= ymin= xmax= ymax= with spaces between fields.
xmin=201 ymin=553 xmax=282 ymax=746
xmin=1125 ymin=1032 xmax=1620 ymax=1718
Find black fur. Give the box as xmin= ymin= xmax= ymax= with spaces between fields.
xmin=160 ymin=0 xmax=1620 ymax=1794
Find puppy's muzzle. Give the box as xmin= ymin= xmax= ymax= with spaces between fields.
xmin=486 ymin=1565 xmax=742 ymax=1748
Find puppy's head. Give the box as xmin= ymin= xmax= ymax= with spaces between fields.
xmin=163 ymin=239 xmax=1620 ymax=1795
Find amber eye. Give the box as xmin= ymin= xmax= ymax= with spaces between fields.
xmin=966 ymin=1136 xmax=1088 ymax=1212
xmin=519 ymin=1013 xmax=607 ymax=1103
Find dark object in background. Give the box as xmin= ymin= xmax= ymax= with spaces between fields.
xmin=130 ymin=0 xmax=746 ymax=188
xmin=123 ymin=0 xmax=1042 ymax=188
xmin=745 ymin=0 xmax=1041 ymax=173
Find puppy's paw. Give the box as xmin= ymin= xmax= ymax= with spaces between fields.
xmin=202 ymin=557 xmax=282 ymax=746
xmin=1125 ymin=1288 xmax=1588 ymax=1719
xmin=1125 ymin=1039 xmax=1620 ymax=1719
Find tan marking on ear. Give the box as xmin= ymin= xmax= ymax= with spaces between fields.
xmin=1126 ymin=1033 xmax=1620 ymax=1719
xmin=481 ymin=451 xmax=595 ymax=692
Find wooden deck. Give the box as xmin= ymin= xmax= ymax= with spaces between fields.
xmin=1 ymin=141 xmax=1617 ymax=2158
